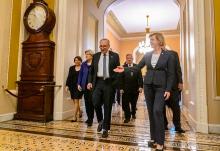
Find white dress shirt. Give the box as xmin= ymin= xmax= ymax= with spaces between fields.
xmin=97 ymin=51 xmax=110 ymax=78
xmin=151 ymin=53 xmax=160 ymax=68
xmin=127 ymin=63 xmax=133 ymax=67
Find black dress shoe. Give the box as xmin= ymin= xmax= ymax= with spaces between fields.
xmin=176 ymin=128 xmax=185 ymax=133
xmin=71 ymin=119 xmax=77 ymax=122
xmin=156 ymin=145 xmax=164 ymax=151
xmin=148 ymin=141 xmax=156 ymax=148
xmin=132 ymin=115 xmax=136 ymax=119
xmin=123 ymin=119 xmax=130 ymax=123
xmin=102 ymin=130 xmax=108 ymax=138
xmin=79 ymin=111 xmax=83 ymax=118
xmin=87 ymin=121 xmax=93 ymax=127
xmin=97 ymin=122 xmax=102 ymax=132
xmin=79 ymin=112 xmax=82 ymax=118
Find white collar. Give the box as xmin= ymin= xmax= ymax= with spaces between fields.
xmin=127 ymin=63 xmax=133 ymax=67
xmin=101 ymin=50 xmax=109 ymax=56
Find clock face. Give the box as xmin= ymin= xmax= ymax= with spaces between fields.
xmin=27 ymin=6 xmax=47 ymax=30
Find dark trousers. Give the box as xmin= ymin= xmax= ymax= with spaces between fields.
xmin=84 ymin=89 xmax=102 ymax=122
xmin=92 ymin=79 xmax=114 ymax=130
xmin=164 ymin=90 xmax=181 ymax=129
xmin=122 ymin=91 xmax=139 ymax=119
xmin=144 ymin=84 xmax=165 ymax=145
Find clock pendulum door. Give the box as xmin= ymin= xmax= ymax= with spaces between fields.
xmin=14 ymin=0 xmax=56 ymax=122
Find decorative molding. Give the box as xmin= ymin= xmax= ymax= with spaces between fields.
xmin=97 ymin=0 xmax=102 ymax=8
xmin=93 ymin=0 xmax=103 ymax=8
xmin=106 ymin=10 xmax=127 ymax=36
xmin=182 ymin=106 xmax=196 ymax=131
xmin=53 ymin=0 xmax=67 ymax=121
xmin=209 ymin=124 xmax=220 ymax=134
xmin=106 ymin=23 xmax=121 ymax=40
xmin=0 ymin=112 xmax=16 ymax=122
xmin=193 ymin=0 xmax=208 ymax=133
xmin=53 ymin=0 xmax=84 ymax=120
xmin=183 ymin=105 xmax=212 ymax=133
xmin=17 ymin=0 xmax=30 ymax=81
xmin=54 ymin=110 xmax=73 ymax=120
xmin=215 ymin=96 xmax=220 ymax=101
xmin=106 ymin=10 xmax=180 ymax=40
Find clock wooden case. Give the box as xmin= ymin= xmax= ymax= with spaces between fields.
xmin=15 ymin=0 xmax=56 ymax=122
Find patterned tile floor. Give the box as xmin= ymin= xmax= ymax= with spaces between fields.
xmin=0 ymin=95 xmax=220 ymax=151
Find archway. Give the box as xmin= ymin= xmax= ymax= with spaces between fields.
xmin=101 ymin=0 xmax=209 ymax=133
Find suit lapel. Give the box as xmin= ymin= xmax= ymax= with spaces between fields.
xmin=109 ymin=51 xmax=114 ymax=71
xmin=147 ymin=51 xmax=154 ymax=68
xmin=95 ymin=52 xmax=101 ymax=72
xmin=155 ymin=50 xmax=165 ymax=69
xmin=123 ymin=64 xmax=128 ymax=67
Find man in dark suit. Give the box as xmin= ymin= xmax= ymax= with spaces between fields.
xmin=87 ymin=38 xmax=120 ymax=138
xmin=120 ymin=54 xmax=143 ymax=123
xmin=164 ymin=49 xmax=185 ymax=133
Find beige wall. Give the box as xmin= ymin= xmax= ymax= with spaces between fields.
xmin=106 ymin=29 xmax=180 ymax=65
xmin=82 ymin=0 xmax=121 ymax=52
xmin=52 ymin=0 xmax=84 ymax=120
xmin=0 ymin=0 xmax=17 ymax=118
xmin=106 ymin=28 xmax=120 ymax=53
xmin=82 ymin=0 xmax=104 ymax=51
xmin=85 ymin=14 xmax=98 ymax=51
xmin=214 ymin=0 xmax=220 ymax=96
xmin=205 ymin=0 xmax=220 ymax=130
xmin=119 ymin=39 xmax=142 ymax=64
xmin=166 ymin=35 xmax=181 ymax=56
xmin=181 ymin=0 xmax=197 ymax=123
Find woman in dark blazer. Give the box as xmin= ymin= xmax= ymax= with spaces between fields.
xmin=66 ymin=56 xmax=83 ymax=122
xmin=114 ymin=33 xmax=175 ymax=150
xmin=77 ymin=50 xmax=100 ymax=126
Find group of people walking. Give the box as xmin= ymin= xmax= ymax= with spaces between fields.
xmin=65 ymin=32 xmax=184 ymax=150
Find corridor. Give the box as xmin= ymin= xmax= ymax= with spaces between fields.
xmin=0 ymin=95 xmax=219 ymax=151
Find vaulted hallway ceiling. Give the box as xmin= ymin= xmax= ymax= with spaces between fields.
xmin=105 ymin=0 xmax=180 ymax=38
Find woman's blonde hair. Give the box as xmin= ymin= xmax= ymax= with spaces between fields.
xmin=85 ymin=49 xmax=94 ymax=56
xmin=149 ymin=32 xmax=166 ymax=46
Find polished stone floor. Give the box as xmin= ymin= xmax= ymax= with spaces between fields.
xmin=0 ymin=95 xmax=220 ymax=151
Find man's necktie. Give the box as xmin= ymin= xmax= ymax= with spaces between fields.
xmin=103 ymin=54 xmax=107 ymax=79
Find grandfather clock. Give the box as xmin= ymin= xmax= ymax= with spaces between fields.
xmin=15 ymin=0 xmax=56 ymax=122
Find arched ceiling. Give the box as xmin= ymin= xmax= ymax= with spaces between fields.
xmin=109 ymin=0 xmax=180 ymax=33
xmin=99 ymin=0 xmax=184 ymax=38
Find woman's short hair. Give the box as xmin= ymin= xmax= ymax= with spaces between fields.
xmin=149 ymin=32 xmax=166 ymax=46
xmin=74 ymin=56 xmax=82 ymax=62
xmin=85 ymin=49 xmax=94 ymax=56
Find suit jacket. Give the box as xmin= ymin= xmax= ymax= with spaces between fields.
xmin=120 ymin=63 xmax=143 ymax=92
xmin=168 ymin=50 xmax=183 ymax=90
xmin=126 ymin=50 xmax=175 ymax=92
xmin=88 ymin=51 xmax=120 ymax=89
xmin=77 ymin=61 xmax=91 ymax=90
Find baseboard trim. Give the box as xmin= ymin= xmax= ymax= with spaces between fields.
xmin=182 ymin=106 xmax=196 ymax=131
xmin=182 ymin=106 xmax=209 ymax=133
xmin=0 ymin=112 xmax=16 ymax=122
xmin=53 ymin=109 xmax=73 ymax=120
xmin=183 ymin=106 xmax=212 ymax=133
xmin=209 ymin=124 xmax=220 ymax=134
